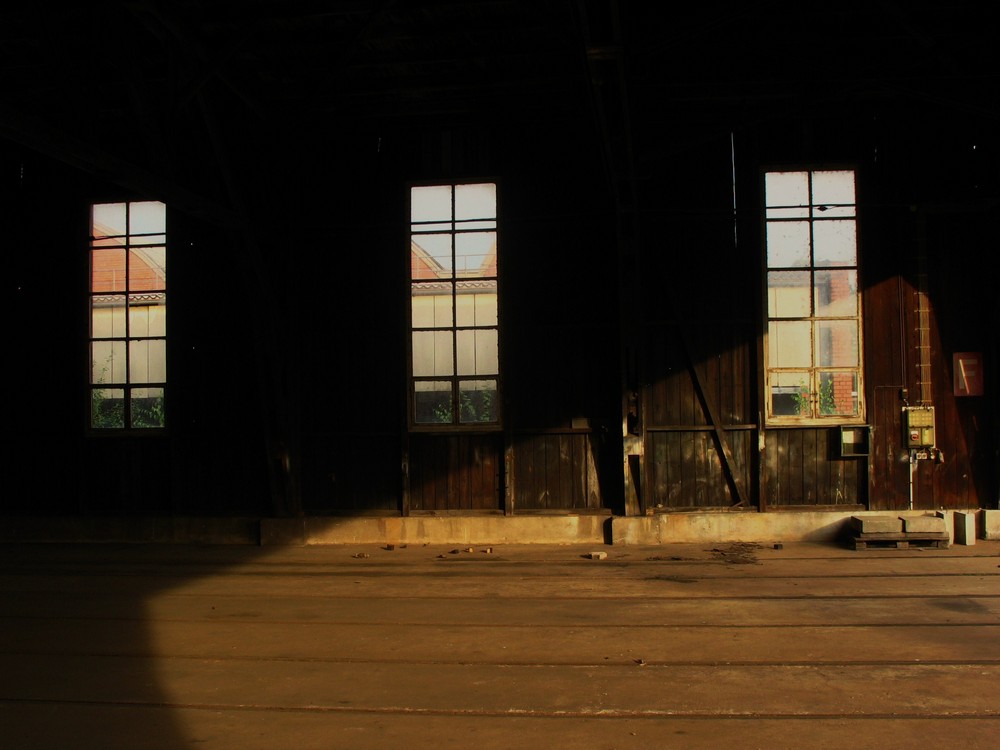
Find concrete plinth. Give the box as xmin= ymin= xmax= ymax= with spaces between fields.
xmin=954 ymin=511 xmax=977 ymax=545
xmin=902 ymin=515 xmax=948 ymax=534
xmin=260 ymin=514 xmax=610 ymax=546
xmin=980 ymin=510 xmax=1000 ymax=540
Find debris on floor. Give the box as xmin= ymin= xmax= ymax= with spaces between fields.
xmin=709 ymin=542 xmax=761 ymax=564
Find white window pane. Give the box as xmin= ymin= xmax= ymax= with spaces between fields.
xmin=455 ymin=183 xmax=496 ymax=221
xmin=92 ymin=297 xmax=126 ymax=339
xmin=459 ymin=379 xmax=498 ymax=423
xmin=411 ymin=234 xmax=452 ymax=276
xmin=132 ymin=387 xmax=165 ymax=428
xmin=457 ymin=329 xmax=498 ymax=376
xmin=814 ymin=270 xmax=857 ymax=317
xmin=129 ymin=247 xmax=166 ymax=291
xmin=819 ymin=371 xmax=859 ymax=416
xmin=770 ymin=371 xmax=811 ymax=417
xmin=455 ymin=231 xmax=496 ymax=276
xmin=92 ymin=203 xmax=127 ymax=237
xmin=129 ymin=201 xmax=166 ymax=235
xmin=411 ymin=185 xmax=452 ymax=223
xmin=813 ymin=220 xmax=857 ymax=266
xmin=92 ymin=341 xmax=126 ymax=384
xmin=412 ymin=330 xmax=454 ymax=377
xmin=414 ymin=380 xmax=452 ymax=424
xmin=411 ymin=287 xmax=453 ymax=329
xmin=766 ymin=222 xmax=810 ymax=267
xmin=455 ymin=282 xmax=498 ymax=327
xmin=129 ymin=339 xmax=166 ymax=383
xmin=765 ymin=172 xmax=809 ymax=208
xmin=91 ymin=248 xmax=126 ymax=293
xmin=768 ymin=320 xmax=812 ymax=368
xmin=816 ymin=321 xmax=859 ymax=367
xmin=129 ymin=299 xmax=167 ymax=338
xmin=812 ymin=171 xmax=855 ymax=211
xmin=91 ymin=388 xmax=125 ymax=428
xmin=768 ymin=271 xmax=811 ymax=318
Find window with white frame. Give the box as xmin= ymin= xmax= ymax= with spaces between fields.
xmin=89 ymin=200 xmax=167 ymax=429
xmin=764 ymin=170 xmax=863 ymax=422
xmin=409 ymin=182 xmax=499 ymax=427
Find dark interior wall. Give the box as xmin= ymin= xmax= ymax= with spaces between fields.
xmin=4 ymin=0 xmax=998 ymax=518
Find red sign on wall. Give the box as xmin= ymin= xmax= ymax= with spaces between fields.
xmin=954 ymin=352 xmax=984 ymax=397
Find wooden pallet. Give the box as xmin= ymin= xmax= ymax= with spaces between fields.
xmin=849 ymin=532 xmax=950 ymax=550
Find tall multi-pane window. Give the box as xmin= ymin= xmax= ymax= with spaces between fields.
xmin=409 ymin=182 xmax=499 ymax=427
xmin=89 ymin=200 xmax=167 ymax=429
xmin=764 ymin=170 xmax=863 ymax=422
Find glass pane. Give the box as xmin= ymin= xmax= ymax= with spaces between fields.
xmin=770 ymin=371 xmax=811 ymax=417
xmin=766 ymin=222 xmax=810 ymax=267
xmin=412 ymin=330 xmax=454 ymax=377
xmin=765 ymin=172 xmax=809 ymax=218
xmin=91 ymin=248 xmax=127 ymax=293
xmin=814 ymin=270 xmax=858 ymax=317
xmin=91 ymin=388 xmax=125 ymax=428
xmin=455 ymin=281 xmax=498 ymax=327
xmin=129 ymin=339 xmax=167 ymax=383
xmin=92 ymin=203 xmax=127 ymax=238
xmin=129 ymin=247 xmax=166 ymax=291
xmin=813 ymin=220 xmax=857 ymax=266
xmin=818 ymin=371 xmax=859 ymax=416
xmin=767 ymin=271 xmax=810 ymax=318
xmin=455 ymin=183 xmax=496 ymax=221
xmin=92 ymin=340 xmax=126 ymax=384
xmin=411 ymin=234 xmax=452 ymax=277
xmin=812 ymin=171 xmax=855 ymax=217
xmin=457 ymin=329 xmax=498 ymax=376
xmin=815 ymin=320 xmax=859 ymax=367
xmin=455 ymin=231 xmax=497 ymax=277
xmin=414 ymin=380 xmax=453 ymax=424
xmin=91 ymin=296 xmax=126 ymax=339
xmin=460 ymin=379 xmax=498 ymax=423
xmin=130 ymin=201 xmax=166 ymax=235
xmin=411 ymin=285 xmax=453 ymax=329
xmin=768 ymin=320 xmax=811 ymax=368
xmin=411 ymin=185 xmax=452 ymax=223
xmin=129 ymin=297 xmax=167 ymax=337
xmin=132 ymin=387 xmax=165 ymax=428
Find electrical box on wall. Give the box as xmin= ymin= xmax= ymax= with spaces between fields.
xmin=840 ymin=425 xmax=870 ymax=457
xmin=904 ymin=406 xmax=936 ymax=448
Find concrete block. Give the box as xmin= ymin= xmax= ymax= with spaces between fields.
xmin=980 ymin=510 xmax=1000 ymax=540
xmin=901 ymin=515 xmax=947 ymax=534
xmin=850 ymin=516 xmax=902 ymax=534
xmin=588 ymin=551 xmax=608 ymax=560
xmin=954 ymin=511 xmax=976 ymax=545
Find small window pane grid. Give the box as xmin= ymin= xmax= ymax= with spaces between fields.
xmin=764 ymin=170 xmax=863 ymax=422
xmin=89 ymin=201 xmax=167 ymax=430
xmin=410 ymin=183 xmax=499 ymax=427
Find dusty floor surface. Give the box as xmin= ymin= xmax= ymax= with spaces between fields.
xmin=1 ymin=539 xmax=998 ymax=749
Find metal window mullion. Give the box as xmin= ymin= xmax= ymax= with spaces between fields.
xmin=449 ymin=189 xmax=459 ymax=424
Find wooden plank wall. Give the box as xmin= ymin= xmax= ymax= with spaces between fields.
xmin=647 ymin=430 xmax=751 ymax=508
xmin=302 ymin=435 xmax=400 ymax=514
xmin=512 ymin=432 xmax=601 ymax=511
xmin=407 ymin=434 xmax=502 ymax=512
xmin=641 ymin=321 xmax=755 ymax=508
xmin=762 ymin=428 xmax=863 ymax=507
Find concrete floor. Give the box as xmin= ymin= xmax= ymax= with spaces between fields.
xmin=1 ymin=540 xmax=998 ymax=749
